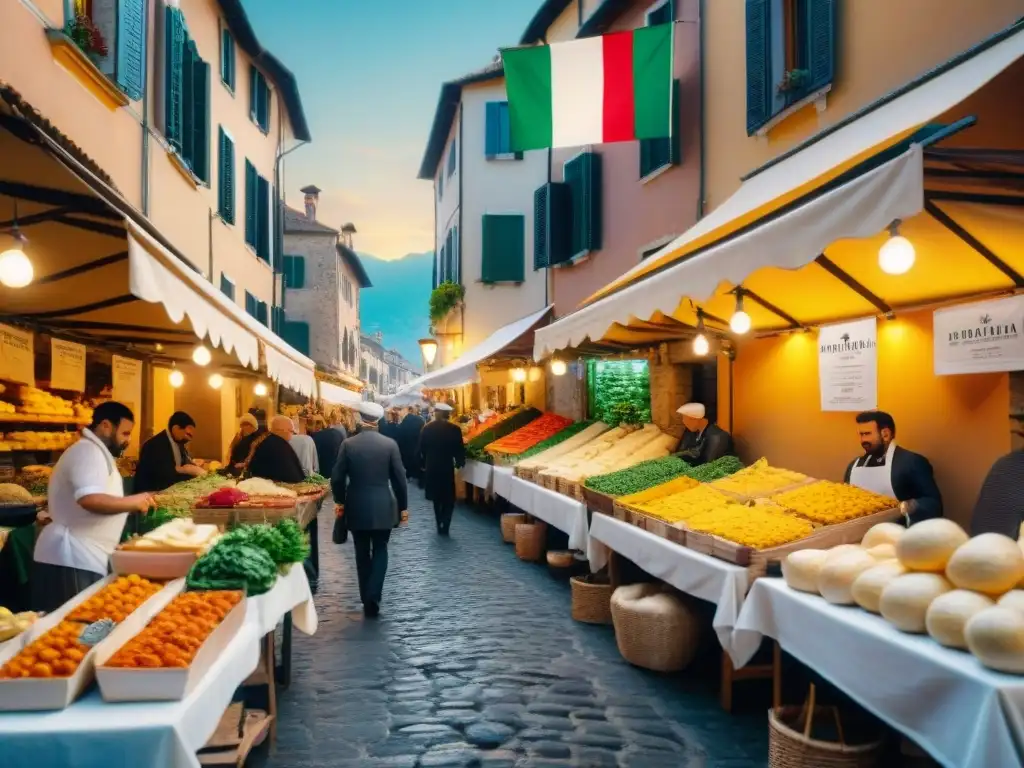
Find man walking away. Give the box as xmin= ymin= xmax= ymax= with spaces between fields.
xmin=397 ymin=406 xmax=426 ymax=480
xmin=331 ymin=401 xmax=409 ymax=617
xmin=417 ymin=402 xmax=466 ymax=536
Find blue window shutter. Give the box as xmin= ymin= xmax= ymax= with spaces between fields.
xmin=244 ymin=160 xmax=257 ymax=247
xmin=481 ymin=215 xmax=525 ymax=283
xmin=192 ymin=58 xmax=211 ymax=182
xmin=219 ymin=274 xmax=234 ymax=300
xmin=249 ymin=66 xmax=257 ymax=121
xmin=256 ymin=174 xmax=270 ymax=261
xmin=115 ymin=0 xmax=146 ymax=101
xmin=432 ymin=249 xmax=438 ymax=288
xmin=256 ymin=300 xmax=268 ymax=326
xmin=221 ymin=29 xmax=235 ymax=89
xmin=284 ymin=322 xmax=310 ymax=356
xmin=453 ymin=225 xmax=460 ymax=284
xmin=804 ymin=0 xmax=836 ymax=91
xmin=218 ymin=128 xmax=235 ymax=223
xmin=485 ymin=102 xmax=500 ymax=156
xmin=438 ymin=245 xmax=446 ymax=283
xmin=244 ymin=290 xmax=256 ymax=317
xmin=745 ymin=0 xmax=772 ymax=135
xmin=164 ymin=7 xmax=185 ymax=150
xmin=533 ymin=184 xmax=549 ymax=270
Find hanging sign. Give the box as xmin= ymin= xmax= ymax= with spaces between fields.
xmin=111 ymin=355 xmax=143 ymax=416
xmin=933 ymin=295 xmax=1024 ymax=375
xmin=818 ymin=317 xmax=877 ymax=412
xmin=51 ymin=339 xmax=86 ymax=392
xmin=0 ymin=324 xmax=35 ymax=386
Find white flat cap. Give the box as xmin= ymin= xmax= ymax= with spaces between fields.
xmin=435 ymin=403 xmax=453 ymax=412
xmin=677 ymin=402 xmax=706 ymax=419
xmin=357 ymin=401 xmax=385 ymax=421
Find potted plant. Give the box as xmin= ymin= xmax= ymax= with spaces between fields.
xmin=429 ymin=281 xmax=465 ymax=336
xmin=64 ymin=14 xmax=108 ymax=64
xmin=777 ymin=68 xmax=811 ymax=98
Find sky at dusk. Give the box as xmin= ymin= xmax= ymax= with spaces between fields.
xmin=241 ymin=0 xmax=540 ymax=261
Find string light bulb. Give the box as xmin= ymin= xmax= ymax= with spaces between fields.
xmin=550 ymin=359 xmax=567 ymax=376
xmin=253 ymin=382 xmax=268 ymax=397
xmin=192 ymin=345 xmax=212 ymax=366
xmin=208 ymin=373 xmax=224 ymax=389
xmin=693 ymin=308 xmax=710 ymax=356
xmin=0 ymin=213 xmax=32 ymax=289
xmin=729 ymin=292 xmax=752 ymax=335
xmin=168 ymin=369 xmax=184 ymax=388
xmin=879 ymin=220 xmax=915 ymax=275
xmin=511 ymin=367 xmax=527 ymax=383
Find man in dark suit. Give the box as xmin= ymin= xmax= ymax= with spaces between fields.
xmin=331 ymin=401 xmax=409 ymax=618
xmin=243 ymin=415 xmax=305 ymax=483
xmin=134 ymin=411 xmax=205 ymax=492
xmin=417 ymin=403 xmax=466 ymax=536
xmin=308 ymin=415 xmax=342 ymax=476
xmin=844 ymin=410 xmax=942 ymax=525
xmin=397 ymin=406 xmax=426 ymax=480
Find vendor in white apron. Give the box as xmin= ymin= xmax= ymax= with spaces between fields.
xmin=32 ymin=401 xmax=155 ymax=612
xmin=844 ymin=410 xmax=943 ymax=526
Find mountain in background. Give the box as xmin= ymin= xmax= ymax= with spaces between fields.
xmin=359 ymin=251 xmax=433 ymax=367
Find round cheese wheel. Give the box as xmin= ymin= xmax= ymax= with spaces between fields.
xmin=866 ymin=543 xmax=897 ymax=561
xmin=782 ymin=549 xmax=829 ymax=594
xmin=996 ymin=590 xmax=1024 ymax=615
xmin=880 ymin=572 xmax=953 ymax=633
xmin=946 ymin=533 xmax=1024 ymax=596
xmin=851 ymin=560 xmax=908 ymax=613
xmin=925 ymin=589 xmax=994 ymax=649
xmin=817 ymin=549 xmax=878 ymax=605
xmin=896 ymin=519 xmax=969 ymax=572
xmin=861 ymin=522 xmax=905 ymax=550
xmin=825 ymin=544 xmax=864 ymax=563
xmin=965 ymin=606 xmax=1024 ymax=674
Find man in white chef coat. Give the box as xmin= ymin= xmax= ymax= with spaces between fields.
xmin=32 ymin=401 xmax=156 ymax=612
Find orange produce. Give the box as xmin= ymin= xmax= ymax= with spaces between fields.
xmin=0 ymin=621 xmax=90 ymax=679
xmin=486 ymin=413 xmax=573 ymax=455
xmin=105 ymin=590 xmax=242 ymax=669
xmin=66 ymin=574 xmax=162 ymax=624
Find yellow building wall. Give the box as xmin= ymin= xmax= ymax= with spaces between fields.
xmin=717 ymin=309 xmax=1010 ymax=529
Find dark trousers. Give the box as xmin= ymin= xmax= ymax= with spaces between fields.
xmin=352 ymin=530 xmax=391 ymax=605
xmin=433 ymin=498 xmax=454 ymax=532
xmin=302 ymin=500 xmax=322 ymax=586
xmin=31 ymin=561 xmax=104 ymax=613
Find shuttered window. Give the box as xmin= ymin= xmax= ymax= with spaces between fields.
xmin=256 ymin=299 xmax=268 ymax=326
xmin=114 ymin=0 xmax=146 ymax=101
xmin=447 ymin=138 xmax=457 ymax=178
xmin=217 ymin=127 xmax=234 ymax=223
xmin=249 ymin=66 xmax=270 ymax=133
xmin=533 ymin=182 xmax=572 ymax=270
xmin=283 ymin=255 xmax=305 ymax=289
xmin=220 ymin=28 xmax=235 ymax=91
xmin=481 ymin=214 xmax=525 ymax=284
xmin=163 ymin=7 xmax=210 ymax=182
xmin=746 ymin=0 xmax=836 ymax=135
xmin=564 ymin=152 xmax=602 ymax=258
xmin=283 ymin=322 xmax=310 ymax=356
xmin=220 ymin=273 xmax=235 ymax=300
xmin=244 ymin=290 xmax=258 ymax=318
xmin=485 ymin=102 xmax=523 ymax=159
xmin=640 ymin=79 xmax=681 ymax=178
xmin=244 ymin=158 xmax=271 ymax=261
xmin=438 ymin=245 xmax=446 ymax=284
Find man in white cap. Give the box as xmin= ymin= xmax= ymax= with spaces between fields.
xmin=673 ymin=402 xmax=733 ymax=466
xmin=331 ymin=400 xmax=409 ymax=617
xmin=417 ymin=402 xmax=466 ymax=535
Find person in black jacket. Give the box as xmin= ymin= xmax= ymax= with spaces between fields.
xmin=308 ymin=415 xmax=343 ymax=476
xmin=844 ymin=411 xmax=942 ymax=525
xmin=671 ymin=402 xmax=733 ymax=466
xmin=134 ymin=411 xmax=205 ymax=492
xmin=243 ymin=415 xmax=305 ymax=483
xmin=417 ymin=403 xmax=466 ymax=535
xmin=397 ymin=406 xmax=426 ymax=479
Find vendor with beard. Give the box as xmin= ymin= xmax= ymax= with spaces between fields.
xmin=672 ymin=402 xmax=733 ymax=466
xmin=133 ymin=411 xmax=206 ymax=493
xmin=844 ymin=410 xmax=943 ymax=525
xmin=32 ymin=402 xmax=156 ymax=611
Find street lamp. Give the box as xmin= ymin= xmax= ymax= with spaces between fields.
xmin=419 ymin=338 xmax=438 ymax=368
xmin=550 ymin=359 xmax=567 ymax=376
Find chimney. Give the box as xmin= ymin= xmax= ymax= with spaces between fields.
xmin=300 ymin=185 xmax=321 ymax=222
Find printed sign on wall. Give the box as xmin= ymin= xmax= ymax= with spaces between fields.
xmin=0 ymin=324 xmax=35 ymax=386
xmin=934 ymin=295 xmax=1024 ymax=375
xmin=51 ymin=338 xmax=86 ymax=392
xmin=818 ymin=317 xmax=878 ymax=412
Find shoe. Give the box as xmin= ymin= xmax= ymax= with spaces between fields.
xmin=363 ymin=601 xmax=380 ymax=618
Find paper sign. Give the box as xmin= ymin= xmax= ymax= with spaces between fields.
xmin=933 ymin=295 xmax=1024 ymax=375
xmin=818 ymin=317 xmax=877 ymax=412
xmin=51 ymin=338 xmax=86 ymax=392
xmin=0 ymin=323 xmax=35 ymax=386
xmin=111 ymin=355 xmax=142 ymax=417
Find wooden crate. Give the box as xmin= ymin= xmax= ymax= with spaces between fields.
xmin=581 ymin=487 xmax=615 ymax=516
xmin=540 ymin=473 xmax=558 ymax=491
xmin=631 ymin=511 xmax=686 ymax=545
xmin=611 ymin=499 xmax=635 ymax=523
xmin=556 ymin=478 xmax=585 ymax=502
xmin=711 ymin=476 xmax=817 ymax=503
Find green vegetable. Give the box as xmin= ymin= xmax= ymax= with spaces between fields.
xmin=683 ymin=454 xmax=744 ymax=483
xmin=516 ymin=420 xmax=595 ymax=461
xmin=221 ymin=518 xmax=310 ymax=567
xmin=138 ymin=507 xmax=178 ymax=534
xmin=587 ymin=359 xmax=651 ymax=425
xmin=585 ymin=457 xmax=691 ymax=496
xmin=305 ymin=472 xmax=329 ymax=486
xmin=186 ymin=540 xmax=278 ymax=595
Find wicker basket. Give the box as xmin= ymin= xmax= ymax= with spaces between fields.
xmin=515 ymin=521 xmax=547 ymax=562
xmin=190 ymin=507 xmax=233 ymax=527
xmin=234 ymin=506 xmax=297 ymax=526
xmin=546 ymin=550 xmax=574 ymax=568
xmin=500 ymin=512 xmax=526 ymax=543
xmin=570 ymin=575 xmax=613 ymax=625
xmin=768 ymin=686 xmax=882 ymax=768
xmin=610 ymin=583 xmax=700 ymax=672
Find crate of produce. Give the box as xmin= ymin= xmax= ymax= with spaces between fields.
xmin=708 ymin=458 xmax=813 ymax=501
xmin=486 ymin=413 xmax=574 ymax=457
xmin=515 ymin=466 xmax=538 ymax=484
xmin=581 ymin=487 xmax=616 ymax=516
xmin=630 ymin=509 xmax=687 ymax=545
xmin=114 ymin=519 xmax=222 ymax=580
xmin=556 ymin=477 xmax=585 ymax=502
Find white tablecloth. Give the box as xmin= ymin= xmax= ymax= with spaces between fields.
xmin=0 ymin=570 xmax=319 ymax=768
xmin=588 ymin=513 xmax=749 ymax=656
xmin=733 ymin=578 xmax=1024 ymax=768
xmin=529 ymin=484 xmax=589 ymax=551
xmin=492 ymin=466 xmax=514 ymax=500
xmin=459 ymin=460 xmax=493 ymax=490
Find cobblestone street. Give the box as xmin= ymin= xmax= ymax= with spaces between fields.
xmin=256 ymin=488 xmax=768 ymax=767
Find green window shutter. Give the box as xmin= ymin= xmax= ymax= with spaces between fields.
xmin=191 ymin=58 xmax=211 ymax=182
xmin=264 ymin=79 xmax=271 ymax=132
xmin=218 ymin=127 xmax=235 ymax=224
xmin=745 ymin=0 xmax=772 ymax=135
xmin=249 ymin=66 xmax=257 ymax=122
xmin=565 ymin=152 xmax=602 ymax=256
xmin=438 ymin=245 xmax=446 ymax=283
xmin=244 ymin=159 xmax=257 ymax=248
xmin=804 ymin=0 xmax=836 ymax=91
xmin=256 ymin=174 xmax=270 ymax=262
xmin=219 ymin=273 xmax=234 ymax=300
xmin=180 ymin=39 xmax=196 ymax=164
xmin=256 ymin=300 xmax=268 ymax=326
xmin=533 ymin=184 xmax=549 ymax=270
xmin=252 ymin=70 xmax=269 ymax=132
xmin=481 ymin=214 xmax=525 ymax=283
xmin=244 ymin=290 xmax=257 ymax=317
xmin=284 ymin=322 xmax=310 ymax=356
xmin=284 ymin=255 xmax=305 ymax=288
xmin=431 ymin=249 xmax=438 ymax=288
xmin=221 ymin=29 xmax=235 ymax=90
xmin=669 ymin=79 xmax=682 ymax=165
xmin=115 ymin=0 xmax=146 ymax=101
xmin=164 ymin=7 xmax=185 ymax=150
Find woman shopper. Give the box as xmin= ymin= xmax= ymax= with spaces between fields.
xmin=331 ymin=401 xmax=408 ymax=617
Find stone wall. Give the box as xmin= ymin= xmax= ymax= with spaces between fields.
xmin=546 ymin=362 xmax=586 ymax=421
xmin=282 ymin=231 xmax=341 ymax=371
xmin=649 ymin=355 xmax=693 ymax=439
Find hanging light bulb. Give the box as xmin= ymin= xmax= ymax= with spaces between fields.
xmin=0 ymin=220 xmax=32 ymax=289
xmin=168 ymin=369 xmax=184 ymax=388
xmin=878 ymin=220 xmax=915 ymax=275
xmin=208 ymin=373 xmax=224 ymax=389
xmin=192 ymin=345 xmax=212 ymax=366
xmin=253 ymin=382 xmax=268 ymax=397
xmin=693 ymin=308 xmax=710 ymax=356
xmin=511 ymin=367 xmax=527 ymax=383
xmin=729 ymin=292 xmax=752 ymax=335
xmin=550 ymin=359 xmax=567 ymax=377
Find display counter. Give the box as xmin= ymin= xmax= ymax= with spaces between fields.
xmin=458 ymin=460 xmax=493 ymax=492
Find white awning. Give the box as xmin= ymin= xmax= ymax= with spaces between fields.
xmin=398 ymin=305 xmax=553 ymax=394
xmin=319 ymin=380 xmax=362 ymax=406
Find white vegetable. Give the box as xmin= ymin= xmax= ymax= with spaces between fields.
xmin=945 ymin=533 xmax=1024 ymax=596
xmin=782 ymin=549 xmax=829 ymax=594
xmin=880 ymin=572 xmax=953 ymax=633
xmin=817 ymin=549 xmax=878 ymax=605
xmin=861 ymin=522 xmax=905 ymax=550
xmin=925 ymin=589 xmax=994 ymax=649
xmin=965 ymin=607 xmax=1024 ymax=674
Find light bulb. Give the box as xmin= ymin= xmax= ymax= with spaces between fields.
xmin=208 ymin=373 xmax=224 ymax=389
xmin=693 ymin=334 xmax=710 ymax=356
xmin=0 ymin=247 xmax=33 ymax=288
xmin=550 ymin=359 xmax=567 ymax=376
xmin=511 ymin=367 xmax=527 ymax=383
xmin=168 ymin=369 xmax=184 ymax=388
xmin=253 ymin=382 xmax=268 ymax=397
xmin=879 ymin=234 xmax=915 ymax=275
xmin=528 ymin=366 xmax=542 ymax=382
xmin=192 ymin=345 xmax=212 ymax=366
xmin=730 ymin=311 xmax=751 ymax=335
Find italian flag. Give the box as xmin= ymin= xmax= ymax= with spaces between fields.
xmin=501 ymin=24 xmax=673 ymax=152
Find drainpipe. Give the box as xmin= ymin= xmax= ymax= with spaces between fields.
xmin=140 ymin=0 xmax=151 ymax=215
xmin=697 ymin=0 xmax=706 ymax=220
xmin=457 ymin=104 xmax=465 ymax=349
xmin=274 ymin=136 xmax=308 ymax=319
xmin=545 ymin=146 xmax=552 ymax=308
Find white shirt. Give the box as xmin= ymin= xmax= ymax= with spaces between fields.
xmin=34 ymin=428 xmax=126 ymax=576
xmin=289 ymin=434 xmax=319 ymax=476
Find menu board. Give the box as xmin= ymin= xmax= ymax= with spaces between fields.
xmin=51 ymin=338 xmax=86 ymax=392
xmin=111 ymin=355 xmax=142 ymax=417
xmin=818 ymin=317 xmax=878 ymax=412
xmin=934 ymin=295 xmax=1024 ymax=375
xmin=0 ymin=323 xmax=34 ymax=386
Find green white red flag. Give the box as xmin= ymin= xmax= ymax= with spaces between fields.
xmin=500 ymin=24 xmax=673 ymax=152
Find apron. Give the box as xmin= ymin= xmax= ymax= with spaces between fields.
xmin=849 ymin=441 xmax=897 ymax=499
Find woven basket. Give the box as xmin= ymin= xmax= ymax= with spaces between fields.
xmin=546 ymin=550 xmax=574 ymax=568
xmin=234 ymin=506 xmax=297 ymax=526
xmin=570 ymin=575 xmax=613 ymax=625
xmin=500 ymin=512 xmax=526 ymax=543
xmin=190 ymin=507 xmax=233 ymax=527
xmin=610 ymin=584 xmax=700 ymax=672
xmin=515 ymin=521 xmax=547 ymax=562
xmin=768 ymin=686 xmax=882 ymax=768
